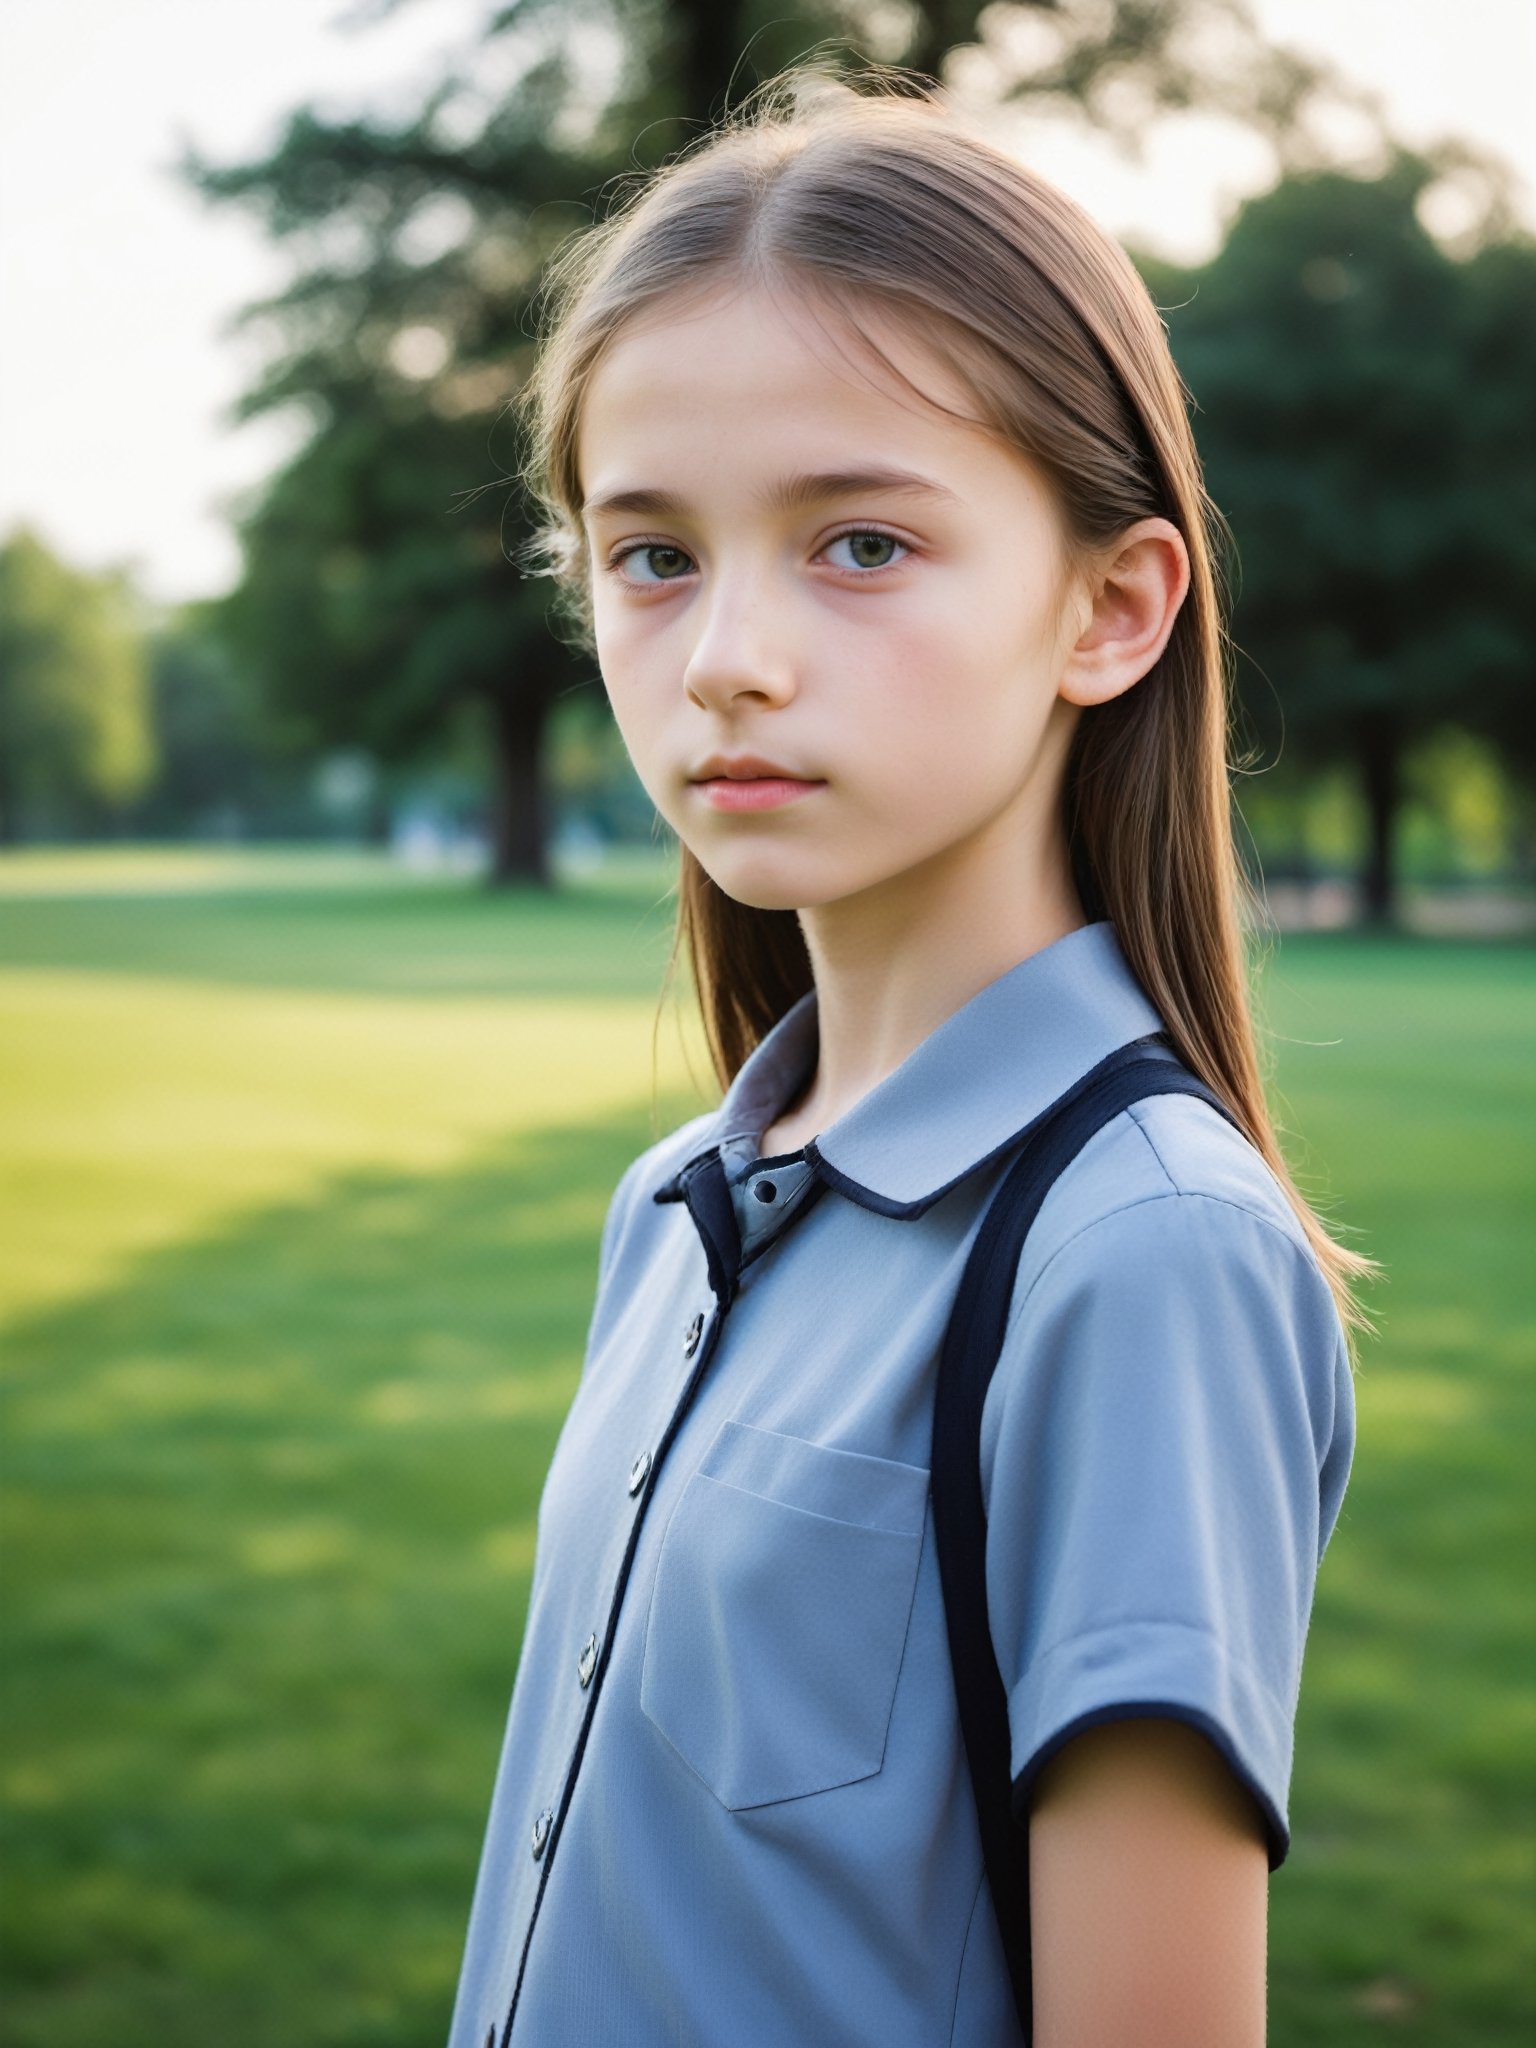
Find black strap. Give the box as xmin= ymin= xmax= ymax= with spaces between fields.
xmin=930 ymin=1039 xmax=1242 ymax=2040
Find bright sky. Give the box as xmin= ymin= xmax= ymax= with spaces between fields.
xmin=1 ymin=0 xmax=1531 ymax=606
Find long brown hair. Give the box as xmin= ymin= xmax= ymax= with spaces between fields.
xmin=511 ymin=59 xmax=1380 ymax=1352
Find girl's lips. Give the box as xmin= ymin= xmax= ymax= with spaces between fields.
xmin=694 ymin=777 xmax=826 ymax=811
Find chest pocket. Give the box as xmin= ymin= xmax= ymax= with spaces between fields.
xmin=639 ymin=1419 xmax=930 ymax=1810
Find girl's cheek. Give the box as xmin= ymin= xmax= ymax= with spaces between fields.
xmin=600 ymin=616 xmax=677 ymax=686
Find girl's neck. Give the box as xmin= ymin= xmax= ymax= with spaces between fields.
xmin=763 ymin=844 xmax=1087 ymax=1152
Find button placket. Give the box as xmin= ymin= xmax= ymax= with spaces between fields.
xmin=493 ymin=1213 xmax=741 ymax=2044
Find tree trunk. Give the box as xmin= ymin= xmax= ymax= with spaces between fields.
xmin=676 ymin=0 xmax=754 ymax=121
xmin=1355 ymin=704 xmax=1400 ymax=926
xmin=485 ymin=684 xmax=553 ymax=888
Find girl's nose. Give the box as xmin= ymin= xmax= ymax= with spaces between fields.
xmin=683 ymin=585 xmax=797 ymax=711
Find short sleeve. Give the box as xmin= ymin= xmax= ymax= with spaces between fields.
xmin=981 ymin=1191 xmax=1356 ymax=1869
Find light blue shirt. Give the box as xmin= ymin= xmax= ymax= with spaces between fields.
xmin=448 ymin=918 xmax=1356 ymax=2047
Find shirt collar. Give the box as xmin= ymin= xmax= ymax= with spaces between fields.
xmin=651 ymin=918 xmax=1169 ymax=1219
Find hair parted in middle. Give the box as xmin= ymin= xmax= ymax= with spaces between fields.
xmin=509 ymin=54 xmax=1380 ymax=1348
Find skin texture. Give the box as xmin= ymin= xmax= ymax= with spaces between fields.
xmin=578 ymin=279 xmax=1268 ymax=2040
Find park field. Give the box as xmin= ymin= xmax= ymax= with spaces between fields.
xmin=1 ymin=846 xmax=1532 ymax=2047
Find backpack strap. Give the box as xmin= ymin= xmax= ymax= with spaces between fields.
xmin=930 ymin=1035 xmax=1242 ymax=2040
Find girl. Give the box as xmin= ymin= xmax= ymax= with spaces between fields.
xmin=449 ymin=62 xmax=1375 ymax=2048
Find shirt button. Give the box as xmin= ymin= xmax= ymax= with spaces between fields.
xmin=531 ymin=1807 xmax=553 ymax=1860
xmin=578 ymin=1632 xmax=599 ymax=1687
xmin=683 ymin=1311 xmax=704 ymax=1357
xmin=628 ymin=1449 xmax=652 ymax=1495
xmin=753 ymin=1178 xmax=778 ymax=1203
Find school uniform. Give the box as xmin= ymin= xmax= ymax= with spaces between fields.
xmin=447 ymin=917 xmax=1355 ymax=2048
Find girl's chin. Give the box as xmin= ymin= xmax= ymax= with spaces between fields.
xmin=692 ymin=856 xmax=885 ymax=917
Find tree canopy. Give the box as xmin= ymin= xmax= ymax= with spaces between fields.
xmin=1143 ymin=154 xmax=1536 ymax=916
xmin=188 ymin=0 xmax=1366 ymax=883
xmin=0 ymin=527 xmax=155 ymax=841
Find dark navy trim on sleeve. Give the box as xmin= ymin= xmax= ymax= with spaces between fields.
xmin=1010 ymin=1701 xmax=1289 ymax=1872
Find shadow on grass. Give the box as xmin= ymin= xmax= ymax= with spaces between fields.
xmin=0 ymin=1099 xmax=686 ymax=2048
xmin=3 ymin=932 xmax=1534 ymax=2046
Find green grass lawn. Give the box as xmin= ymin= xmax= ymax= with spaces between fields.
xmin=2 ymin=846 xmax=1532 ymax=2046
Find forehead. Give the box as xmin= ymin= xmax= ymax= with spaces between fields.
xmin=576 ymin=281 xmax=1004 ymax=502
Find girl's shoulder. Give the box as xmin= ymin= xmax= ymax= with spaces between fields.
xmin=1007 ymin=1086 xmax=1349 ymax=1383
xmin=1029 ymin=1084 xmax=1316 ymax=1277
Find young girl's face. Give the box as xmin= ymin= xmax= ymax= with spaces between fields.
xmin=577 ymin=281 xmax=1097 ymax=919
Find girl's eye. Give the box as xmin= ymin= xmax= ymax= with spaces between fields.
xmin=608 ymin=543 xmax=693 ymax=585
xmin=824 ymin=529 xmax=907 ymax=573
xmin=603 ymin=527 xmax=909 ymax=588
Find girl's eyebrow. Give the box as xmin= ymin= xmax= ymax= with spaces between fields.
xmin=581 ymin=465 xmax=963 ymax=523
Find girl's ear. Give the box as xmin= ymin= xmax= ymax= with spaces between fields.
xmin=1057 ymin=518 xmax=1190 ymax=708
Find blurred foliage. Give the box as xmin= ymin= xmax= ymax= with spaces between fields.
xmin=1239 ymin=727 xmax=1535 ymax=892
xmin=16 ymin=4 xmax=1523 ymax=911
xmin=133 ymin=603 xmax=278 ymax=839
xmin=1400 ymin=729 xmax=1534 ymax=880
xmin=1144 ymin=156 xmax=1536 ymax=920
xmin=183 ymin=0 xmax=1366 ymax=886
xmin=0 ymin=527 xmax=156 ymax=841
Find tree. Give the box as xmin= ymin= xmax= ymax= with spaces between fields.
xmin=1142 ymin=155 xmax=1536 ymax=921
xmin=188 ymin=0 xmax=1366 ymax=886
xmin=132 ymin=601 xmax=275 ymax=837
xmin=0 ymin=526 xmax=155 ymax=842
